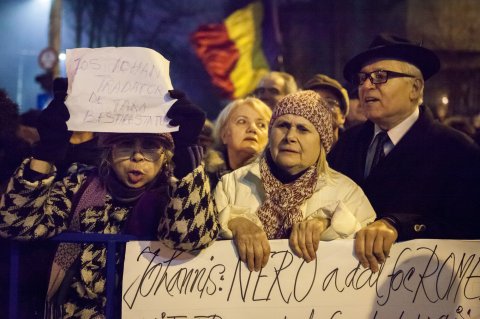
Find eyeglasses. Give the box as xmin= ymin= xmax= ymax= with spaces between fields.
xmin=253 ymin=87 xmax=281 ymax=96
xmin=353 ymin=70 xmax=415 ymax=86
xmin=111 ymin=138 xmax=164 ymax=162
xmin=323 ymin=97 xmax=341 ymax=110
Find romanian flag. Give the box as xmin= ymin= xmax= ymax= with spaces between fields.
xmin=191 ymin=1 xmax=270 ymax=99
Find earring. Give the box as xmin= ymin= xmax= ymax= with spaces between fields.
xmin=164 ymin=161 xmax=173 ymax=177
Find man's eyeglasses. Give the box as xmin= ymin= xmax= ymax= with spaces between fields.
xmin=353 ymin=70 xmax=415 ymax=86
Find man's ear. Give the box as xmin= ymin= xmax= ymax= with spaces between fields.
xmin=410 ymin=78 xmax=424 ymax=102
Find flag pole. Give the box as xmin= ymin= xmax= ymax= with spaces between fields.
xmin=266 ymin=0 xmax=285 ymax=71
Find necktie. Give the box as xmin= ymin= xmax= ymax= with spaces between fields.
xmin=370 ymin=131 xmax=389 ymax=172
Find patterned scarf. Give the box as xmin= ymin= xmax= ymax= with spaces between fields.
xmin=47 ymin=175 xmax=107 ymax=300
xmin=257 ymin=154 xmax=319 ymax=239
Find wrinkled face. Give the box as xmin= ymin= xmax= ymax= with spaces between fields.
xmin=314 ymin=88 xmax=345 ymax=129
xmin=269 ymin=114 xmax=321 ymax=176
xmin=254 ymin=75 xmax=287 ymax=109
xmin=222 ymin=103 xmax=269 ymax=159
xmin=359 ymin=59 xmax=420 ymax=130
xmin=111 ymin=137 xmax=166 ymax=188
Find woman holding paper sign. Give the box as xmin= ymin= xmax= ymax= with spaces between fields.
xmin=215 ymin=90 xmax=376 ymax=272
xmin=0 ymin=79 xmax=218 ymax=318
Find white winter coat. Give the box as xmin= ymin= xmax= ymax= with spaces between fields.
xmin=214 ymin=161 xmax=376 ymax=240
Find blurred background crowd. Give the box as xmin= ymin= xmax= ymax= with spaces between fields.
xmin=0 ymin=0 xmax=479 ymax=118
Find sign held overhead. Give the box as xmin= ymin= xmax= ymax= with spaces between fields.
xmin=65 ymin=47 xmax=178 ymax=133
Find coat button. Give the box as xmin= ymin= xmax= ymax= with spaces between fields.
xmin=414 ymin=224 xmax=426 ymax=232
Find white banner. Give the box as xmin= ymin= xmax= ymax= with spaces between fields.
xmin=65 ymin=47 xmax=177 ymax=133
xmin=122 ymin=239 xmax=480 ymax=319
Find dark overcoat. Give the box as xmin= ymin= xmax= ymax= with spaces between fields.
xmin=328 ymin=106 xmax=480 ymax=240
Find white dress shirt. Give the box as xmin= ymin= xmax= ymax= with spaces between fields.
xmin=364 ymin=107 xmax=420 ymax=177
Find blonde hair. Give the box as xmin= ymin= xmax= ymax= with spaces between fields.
xmin=399 ymin=61 xmax=424 ymax=105
xmin=316 ymin=144 xmax=329 ymax=175
xmin=213 ymin=97 xmax=272 ymax=153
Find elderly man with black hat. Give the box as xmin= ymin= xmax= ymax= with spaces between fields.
xmin=328 ymin=34 xmax=480 ymax=273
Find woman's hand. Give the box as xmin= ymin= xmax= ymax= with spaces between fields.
xmin=290 ymin=217 xmax=329 ymax=262
xmin=32 ymin=77 xmax=72 ymax=164
xmin=228 ymin=217 xmax=270 ymax=272
xmin=167 ymin=90 xmax=206 ymax=147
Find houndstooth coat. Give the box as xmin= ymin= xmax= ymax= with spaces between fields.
xmin=0 ymin=158 xmax=218 ymax=318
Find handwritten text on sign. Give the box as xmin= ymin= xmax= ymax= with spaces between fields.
xmin=65 ymin=47 xmax=176 ymax=133
xmin=122 ymin=239 xmax=480 ymax=319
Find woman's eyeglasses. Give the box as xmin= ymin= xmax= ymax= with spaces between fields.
xmin=353 ymin=70 xmax=415 ymax=86
xmin=111 ymin=138 xmax=164 ymax=162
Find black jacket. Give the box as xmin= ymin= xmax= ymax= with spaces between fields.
xmin=328 ymin=106 xmax=480 ymax=240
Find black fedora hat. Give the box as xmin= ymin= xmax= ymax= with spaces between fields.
xmin=343 ymin=33 xmax=441 ymax=83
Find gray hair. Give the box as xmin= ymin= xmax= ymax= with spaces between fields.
xmin=399 ymin=61 xmax=424 ymax=105
xmin=263 ymin=71 xmax=298 ymax=95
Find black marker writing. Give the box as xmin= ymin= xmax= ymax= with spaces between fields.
xmin=123 ymin=246 xmax=225 ymax=309
xmin=95 ymin=75 xmax=164 ymax=96
xmin=82 ymin=110 xmax=164 ymax=126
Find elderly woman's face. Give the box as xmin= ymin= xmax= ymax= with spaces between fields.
xmin=269 ymin=114 xmax=321 ymax=175
xmin=110 ymin=137 xmax=166 ymax=188
xmin=222 ymin=104 xmax=269 ymax=157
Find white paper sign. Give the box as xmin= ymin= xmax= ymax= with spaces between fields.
xmin=65 ymin=47 xmax=177 ymax=133
xmin=122 ymin=239 xmax=480 ymax=319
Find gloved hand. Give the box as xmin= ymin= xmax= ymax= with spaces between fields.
xmin=32 ymin=77 xmax=73 ymax=163
xmin=167 ymin=90 xmax=206 ymax=148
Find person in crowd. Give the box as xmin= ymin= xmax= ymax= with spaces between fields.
xmin=443 ymin=115 xmax=476 ymax=139
xmin=433 ymin=103 xmax=449 ymax=123
xmin=328 ymin=33 xmax=480 ymax=273
xmin=46 ymin=79 xmax=102 ymax=181
xmin=0 ymin=89 xmax=33 ymax=317
xmin=215 ymin=90 xmax=376 ymax=272
xmin=0 ymin=80 xmax=219 ymax=317
xmin=55 ymin=131 xmax=100 ymax=178
xmin=2 ymin=80 xmax=104 ymax=318
xmin=344 ymin=84 xmax=367 ymax=129
xmin=205 ymin=97 xmax=271 ymax=188
xmin=473 ymin=112 xmax=480 ymax=145
xmin=253 ymin=71 xmax=298 ymax=109
xmin=304 ymin=74 xmax=349 ymax=142
xmin=0 ymin=89 xmax=31 ymax=193
xmin=198 ymin=118 xmax=215 ymax=152
xmin=18 ymin=109 xmax=41 ymax=145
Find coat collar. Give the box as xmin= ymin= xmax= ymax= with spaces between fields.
xmin=365 ymin=105 xmax=434 ymax=180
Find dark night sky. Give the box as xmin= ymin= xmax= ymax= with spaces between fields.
xmin=2 ymin=0 xmax=479 ymax=118
xmin=0 ymin=0 xmax=257 ymax=117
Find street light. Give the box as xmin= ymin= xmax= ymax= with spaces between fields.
xmin=441 ymin=96 xmax=449 ymax=105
